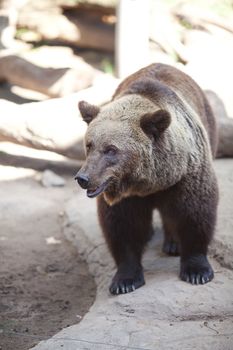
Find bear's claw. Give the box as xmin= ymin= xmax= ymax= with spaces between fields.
xmin=180 ymin=255 xmax=214 ymax=285
xmin=109 ymin=271 xmax=144 ymax=295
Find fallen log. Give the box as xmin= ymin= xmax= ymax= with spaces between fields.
xmin=0 ymin=55 xmax=96 ymax=97
xmin=0 ymin=77 xmax=232 ymax=160
xmin=149 ymin=1 xmax=188 ymax=64
xmin=17 ymin=0 xmax=115 ymax=51
xmin=63 ymin=7 xmax=115 ymax=51
xmin=173 ymin=4 xmax=233 ymax=34
xmin=0 ymin=149 xmax=81 ymax=174
xmin=0 ymin=77 xmax=119 ymax=160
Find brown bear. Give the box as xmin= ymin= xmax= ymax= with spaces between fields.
xmin=76 ymin=63 xmax=219 ymax=295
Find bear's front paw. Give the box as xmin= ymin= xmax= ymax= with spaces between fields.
xmin=180 ymin=255 xmax=214 ymax=285
xmin=109 ymin=269 xmax=145 ymax=295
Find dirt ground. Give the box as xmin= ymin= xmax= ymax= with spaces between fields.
xmin=0 ymin=166 xmax=96 ymax=350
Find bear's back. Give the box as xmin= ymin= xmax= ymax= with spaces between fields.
xmin=113 ymin=64 xmax=218 ymax=157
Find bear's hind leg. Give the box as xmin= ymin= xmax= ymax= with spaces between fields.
xmin=160 ymin=174 xmax=218 ymax=285
xmin=161 ymin=216 xmax=180 ymax=256
xmin=163 ymin=236 xmax=180 ymax=256
xmin=97 ymin=195 xmax=153 ymax=295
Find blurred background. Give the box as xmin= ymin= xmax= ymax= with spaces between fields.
xmin=0 ymin=0 xmax=233 ymax=166
xmin=1 ymin=0 xmax=233 ymax=102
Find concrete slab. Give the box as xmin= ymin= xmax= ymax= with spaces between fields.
xmin=31 ymin=159 xmax=233 ymax=350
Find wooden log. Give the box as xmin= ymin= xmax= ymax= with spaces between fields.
xmin=0 ymin=75 xmax=232 ymax=160
xmin=0 ymin=77 xmax=119 ymax=160
xmin=149 ymin=1 xmax=188 ymax=64
xmin=17 ymin=1 xmax=115 ymax=51
xmin=0 ymin=149 xmax=82 ymax=174
xmin=173 ymin=4 xmax=233 ymax=34
xmin=64 ymin=7 xmax=115 ymax=51
xmin=0 ymin=55 xmax=96 ymax=97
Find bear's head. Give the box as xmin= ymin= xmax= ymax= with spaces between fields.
xmin=75 ymin=94 xmax=172 ymax=205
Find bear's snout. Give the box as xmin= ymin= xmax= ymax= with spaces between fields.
xmin=75 ymin=173 xmax=89 ymax=189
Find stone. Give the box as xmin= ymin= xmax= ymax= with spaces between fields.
xmin=41 ymin=169 xmax=66 ymax=187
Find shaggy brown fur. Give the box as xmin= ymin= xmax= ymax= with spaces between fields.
xmin=76 ymin=63 xmax=219 ymax=295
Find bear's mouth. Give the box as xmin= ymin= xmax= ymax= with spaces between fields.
xmin=87 ymin=180 xmax=110 ymax=198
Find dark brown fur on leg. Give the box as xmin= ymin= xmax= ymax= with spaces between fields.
xmin=161 ymin=216 xmax=180 ymax=256
xmin=157 ymin=172 xmax=218 ymax=285
xmin=97 ymin=195 xmax=153 ymax=294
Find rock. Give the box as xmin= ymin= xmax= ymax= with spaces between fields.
xmin=205 ymin=90 xmax=233 ymax=157
xmin=217 ymin=118 xmax=233 ymax=158
xmin=205 ymin=90 xmax=229 ymax=120
xmin=40 ymin=169 xmax=66 ymax=187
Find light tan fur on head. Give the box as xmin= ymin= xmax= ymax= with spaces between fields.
xmin=80 ymin=94 xmax=159 ymax=205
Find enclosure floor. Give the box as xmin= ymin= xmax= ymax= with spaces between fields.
xmin=0 ymin=167 xmax=96 ymax=350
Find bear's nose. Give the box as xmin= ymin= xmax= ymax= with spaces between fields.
xmin=74 ymin=173 xmax=89 ymax=189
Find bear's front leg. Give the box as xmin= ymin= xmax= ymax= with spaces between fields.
xmin=97 ymin=195 xmax=153 ymax=295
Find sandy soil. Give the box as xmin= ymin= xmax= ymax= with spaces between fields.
xmin=0 ymin=166 xmax=96 ymax=350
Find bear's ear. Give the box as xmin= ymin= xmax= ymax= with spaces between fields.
xmin=78 ymin=100 xmax=100 ymax=124
xmin=140 ymin=110 xmax=171 ymax=138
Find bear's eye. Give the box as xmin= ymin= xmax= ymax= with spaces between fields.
xmin=86 ymin=142 xmax=92 ymax=153
xmin=103 ymin=145 xmax=118 ymax=156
